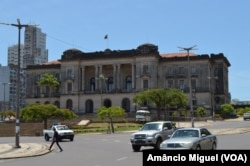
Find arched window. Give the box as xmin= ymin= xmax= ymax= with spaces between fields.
xmin=122 ymin=98 xmax=130 ymax=112
xmin=90 ymin=77 xmax=95 ymax=92
xmin=54 ymin=101 xmax=60 ymax=108
xmin=104 ymin=98 xmax=112 ymax=108
xmin=85 ymin=99 xmax=93 ymax=113
xmin=66 ymin=99 xmax=73 ymax=110
xmin=126 ymin=76 xmax=132 ymax=91
xmin=107 ymin=77 xmax=113 ymax=92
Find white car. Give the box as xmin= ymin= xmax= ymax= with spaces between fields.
xmin=160 ymin=127 xmax=217 ymax=150
xmin=43 ymin=125 xmax=74 ymax=141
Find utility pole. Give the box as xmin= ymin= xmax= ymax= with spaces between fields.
xmin=178 ymin=45 xmax=197 ymax=127
xmin=0 ymin=19 xmax=38 ymax=148
xmin=208 ymin=76 xmax=218 ymax=121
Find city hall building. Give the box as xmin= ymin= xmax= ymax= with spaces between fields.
xmin=25 ymin=43 xmax=231 ymax=118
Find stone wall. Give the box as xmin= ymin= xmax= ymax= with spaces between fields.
xmin=0 ymin=122 xmax=44 ymax=137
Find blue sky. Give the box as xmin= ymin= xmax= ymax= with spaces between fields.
xmin=1 ymin=0 xmax=250 ymax=101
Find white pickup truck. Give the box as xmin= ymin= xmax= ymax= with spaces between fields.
xmin=43 ymin=125 xmax=74 ymax=141
xmin=243 ymin=112 xmax=250 ymax=120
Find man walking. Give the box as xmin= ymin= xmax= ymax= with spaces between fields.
xmin=49 ymin=127 xmax=63 ymax=152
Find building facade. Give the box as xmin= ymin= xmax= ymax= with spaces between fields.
xmin=25 ymin=43 xmax=231 ymax=118
xmin=23 ymin=26 xmax=48 ymax=68
xmin=8 ymin=44 xmax=25 ymax=68
xmin=0 ymin=65 xmax=26 ymax=112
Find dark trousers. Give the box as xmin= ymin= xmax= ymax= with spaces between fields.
xmin=49 ymin=140 xmax=63 ymax=151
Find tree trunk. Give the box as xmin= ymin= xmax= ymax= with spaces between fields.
xmin=44 ymin=118 xmax=48 ymax=129
xmin=110 ymin=117 xmax=115 ymax=133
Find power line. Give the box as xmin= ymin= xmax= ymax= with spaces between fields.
xmin=47 ymin=34 xmax=94 ymax=52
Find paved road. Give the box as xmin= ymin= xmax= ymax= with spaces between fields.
xmin=1 ymin=117 xmax=250 ymax=162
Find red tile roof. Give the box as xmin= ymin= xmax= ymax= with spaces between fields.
xmin=43 ymin=60 xmax=61 ymax=65
xmin=160 ymin=52 xmax=196 ymax=58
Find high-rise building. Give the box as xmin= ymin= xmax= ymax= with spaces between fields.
xmin=0 ymin=64 xmax=25 ymax=113
xmin=0 ymin=65 xmax=11 ymax=114
xmin=7 ymin=44 xmax=24 ymax=68
xmin=23 ymin=26 xmax=48 ymax=68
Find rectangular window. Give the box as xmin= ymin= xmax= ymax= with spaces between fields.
xmin=191 ymin=66 xmax=196 ymax=74
xmin=179 ymin=67 xmax=185 ymax=75
xmin=143 ymin=79 xmax=148 ymax=89
xmin=167 ymin=67 xmax=173 ymax=75
xmin=55 ymin=73 xmax=60 ymax=80
xmin=168 ymin=80 xmax=174 ymax=88
xmin=67 ymin=82 xmax=72 ymax=92
xmin=179 ymin=80 xmax=185 ymax=90
xmin=67 ymin=69 xmax=73 ymax=78
xmin=143 ymin=65 xmax=149 ymax=74
xmin=191 ymin=79 xmax=196 ymax=91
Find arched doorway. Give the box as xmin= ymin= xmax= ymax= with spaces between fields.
xmin=66 ymin=99 xmax=73 ymax=110
xmin=103 ymin=98 xmax=112 ymax=107
xmin=85 ymin=99 xmax=94 ymax=113
xmin=54 ymin=100 xmax=60 ymax=108
xmin=122 ymin=98 xmax=130 ymax=112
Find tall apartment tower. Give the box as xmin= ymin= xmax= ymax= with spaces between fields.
xmin=7 ymin=44 xmax=25 ymax=68
xmin=0 ymin=65 xmax=11 ymax=114
xmin=23 ymin=26 xmax=48 ymax=68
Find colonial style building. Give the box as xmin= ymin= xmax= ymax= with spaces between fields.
xmin=25 ymin=43 xmax=231 ymax=118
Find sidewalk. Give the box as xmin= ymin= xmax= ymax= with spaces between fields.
xmin=0 ymin=143 xmax=51 ymax=159
xmin=1 ymin=118 xmax=249 ymax=159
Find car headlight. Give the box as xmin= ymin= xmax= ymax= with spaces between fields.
xmin=180 ymin=142 xmax=193 ymax=148
xmin=160 ymin=142 xmax=167 ymax=148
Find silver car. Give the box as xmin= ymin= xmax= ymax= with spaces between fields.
xmin=160 ymin=127 xmax=217 ymax=150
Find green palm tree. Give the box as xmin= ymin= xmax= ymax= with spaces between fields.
xmin=38 ymin=73 xmax=60 ymax=103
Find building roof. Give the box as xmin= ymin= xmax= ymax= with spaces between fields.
xmin=160 ymin=52 xmax=196 ymax=58
xmin=43 ymin=60 xmax=61 ymax=65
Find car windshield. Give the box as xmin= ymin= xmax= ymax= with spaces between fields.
xmin=141 ymin=123 xmax=162 ymax=131
xmin=56 ymin=126 xmax=69 ymax=130
xmin=172 ymin=129 xmax=199 ymax=138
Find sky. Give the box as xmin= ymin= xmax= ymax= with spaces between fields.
xmin=0 ymin=0 xmax=250 ymax=101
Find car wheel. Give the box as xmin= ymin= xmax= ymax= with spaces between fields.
xmin=154 ymin=138 xmax=162 ymax=150
xmin=45 ymin=134 xmax=50 ymax=141
xmin=70 ymin=137 xmax=74 ymax=141
xmin=211 ymin=143 xmax=216 ymax=150
xmin=132 ymin=145 xmax=141 ymax=152
xmin=196 ymin=145 xmax=201 ymax=150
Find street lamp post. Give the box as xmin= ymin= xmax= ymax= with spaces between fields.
xmin=178 ymin=45 xmax=197 ymax=128
xmin=208 ymin=76 xmax=218 ymax=121
xmin=98 ymin=74 xmax=106 ymax=107
xmin=0 ymin=19 xmax=37 ymax=148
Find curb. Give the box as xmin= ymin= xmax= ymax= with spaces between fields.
xmin=0 ymin=143 xmax=51 ymax=160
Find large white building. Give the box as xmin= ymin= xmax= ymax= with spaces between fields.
xmin=23 ymin=26 xmax=48 ymax=68
xmin=25 ymin=43 xmax=231 ymax=120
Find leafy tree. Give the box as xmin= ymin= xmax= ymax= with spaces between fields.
xmin=165 ymin=88 xmax=187 ymax=118
xmin=38 ymin=73 xmax=60 ymax=103
xmin=196 ymin=107 xmax=206 ymax=117
xmin=220 ymin=104 xmax=235 ymax=118
xmin=20 ymin=103 xmax=77 ymax=129
xmin=0 ymin=110 xmax=16 ymax=120
xmin=237 ymin=107 xmax=250 ymax=116
xmin=133 ymin=88 xmax=187 ymax=120
xmin=97 ymin=106 xmax=125 ymax=133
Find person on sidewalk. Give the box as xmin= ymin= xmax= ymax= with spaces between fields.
xmin=49 ymin=127 xmax=63 ymax=152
